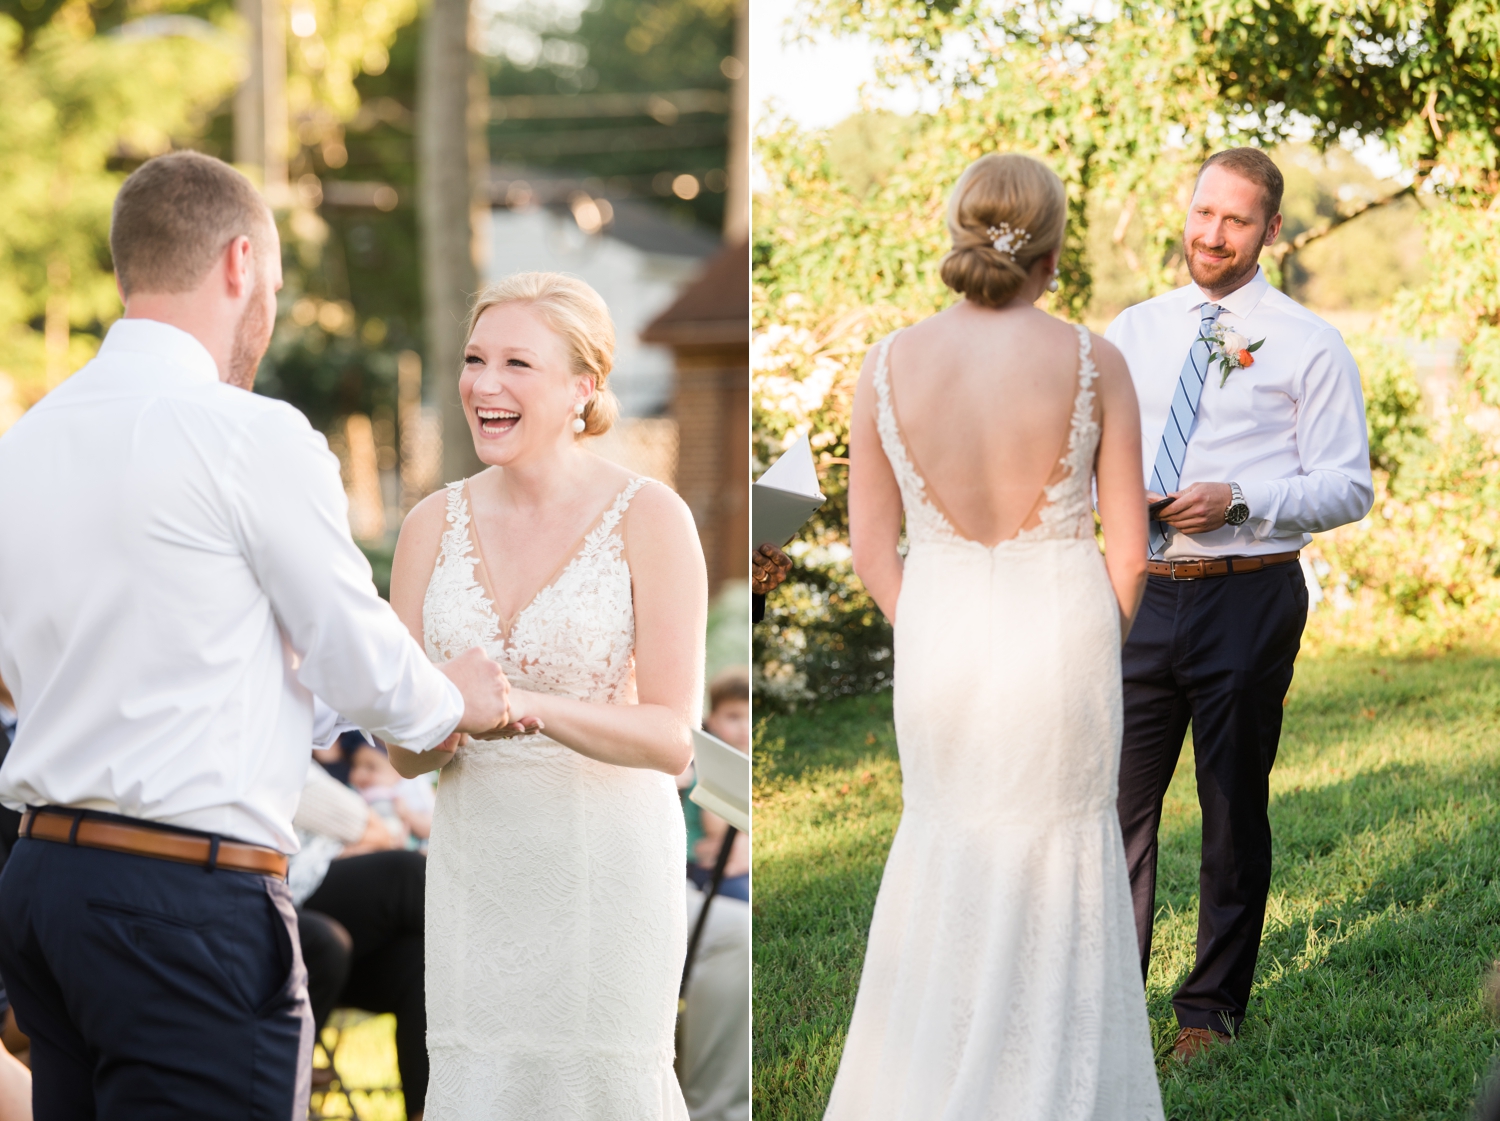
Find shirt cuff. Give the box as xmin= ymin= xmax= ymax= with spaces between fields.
xmin=1237 ymin=480 xmax=1279 ymax=540
xmin=411 ymin=675 xmax=465 ymax=752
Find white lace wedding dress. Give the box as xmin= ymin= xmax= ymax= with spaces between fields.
xmin=421 ymin=476 xmax=690 ymax=1121
xmin=823 ymin=326 xmax=1164 ymax=1121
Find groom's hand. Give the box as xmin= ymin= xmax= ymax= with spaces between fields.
xmin=441 ymin=646 xmax=513 ymax=735
xmin=1155 ymin=482 xmax=1233 ymax=534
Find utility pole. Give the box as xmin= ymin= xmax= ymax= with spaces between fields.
xmin=233 ymin=0 xmax=288 ymax=204
xmin=418 ymin=0 xmax=488 ymax=485
xmin=723 ymin=0 xmax=749 ymax=245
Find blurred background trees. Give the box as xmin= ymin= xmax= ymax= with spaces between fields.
xmin=753 ymin=0 xmax=1500 ymax=704
xmin=0 ymin=0 xmax=745 ymax=597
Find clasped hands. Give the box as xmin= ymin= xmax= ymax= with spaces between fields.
xmin=1147 ymin=482 xmax=1233 ymax=535
xmin=432 ymin=646 xmax=545 ymax=760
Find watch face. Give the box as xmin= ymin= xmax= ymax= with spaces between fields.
xmin=1226 ymin=504 xmax=1250 ymax=526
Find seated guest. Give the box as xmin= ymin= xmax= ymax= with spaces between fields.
xmin=678 ymin=667 xmax=752 ymax=1121
xmin=291 ymin=759 xmax=429 ymax=1119
xmin=681 ymin=886 xmax=749 ymax=1121
xmin=311 ymin=727 xmax=369 ymax=786
xmin=347 ymin=740 xmax=434 ymax=850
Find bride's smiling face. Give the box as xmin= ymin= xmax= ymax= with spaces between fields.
xmin=461 ymin=302 xmax=591 ymax=467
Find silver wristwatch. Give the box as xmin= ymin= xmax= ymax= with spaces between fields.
xmin=1225 ymin=482 xmax=1250 ymax=527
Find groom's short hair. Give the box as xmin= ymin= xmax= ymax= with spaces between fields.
xmin=1198 ymin=148 xmax=1284 ymax=223
xmin=110 ymin=151 xmax=274 ymax=298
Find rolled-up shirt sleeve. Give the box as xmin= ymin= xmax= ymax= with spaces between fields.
xmin=227 ymin=406 xmax=463 ymax=751
xmin=1238 ymin=327 xmax=1374 ymax=538
xmin=294 ymin=759 xmax=371 ymax=843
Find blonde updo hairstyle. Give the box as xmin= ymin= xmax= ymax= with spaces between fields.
xmin=463 ymin=271 xmax=620 ymax=437
xmin=939 ymin=153 xmax=1067 ymax=308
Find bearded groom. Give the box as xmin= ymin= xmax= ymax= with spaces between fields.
xmin=1105 ymin=148 xmax=1374 ymax=1060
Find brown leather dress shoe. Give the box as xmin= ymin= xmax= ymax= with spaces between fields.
xmin=1172 ymin=1026 xmax=1232 ymax=1061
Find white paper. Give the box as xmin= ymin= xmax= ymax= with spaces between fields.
xmin=753 ymin=435 xmax=825 ymax=548
xmin=688 ymin=728 xmax=750 ymax=833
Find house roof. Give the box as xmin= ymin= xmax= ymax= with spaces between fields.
xmin=640 ymin=240 xmax=748 ymax=347
xmin=488 ymin=165 xmax=720 ymax=260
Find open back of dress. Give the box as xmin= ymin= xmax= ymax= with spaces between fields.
xmin=822 ymin=326 xmax=1165 ymax=1121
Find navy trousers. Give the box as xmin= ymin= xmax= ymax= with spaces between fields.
xmin=1116 ymin=562 xmax=1308 ymax=1034
xmin=0 ymin=824 xmax=312 ymax=1119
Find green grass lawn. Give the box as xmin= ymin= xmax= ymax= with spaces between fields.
xmin=309 ymin=1013 xmax=408 ymax=1121
xmin=753 ymin=651 xmax=1500 ymax=1120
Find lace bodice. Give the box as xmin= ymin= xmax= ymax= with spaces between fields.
xmin=423 ymin=476 xmax=647 ymax=707
xmin=420 ymin=474 xmax=689 ymax=1120
xmin=872 ymin=323 xmax=1101 ymax=548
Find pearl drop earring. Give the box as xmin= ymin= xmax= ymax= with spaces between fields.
xmin=572 ymin=401 xmax=587 ymax=434
xmin=1047 ymin=274 xmax=1060 ymax=293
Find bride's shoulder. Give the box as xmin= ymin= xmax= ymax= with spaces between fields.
xmin=1078 ymin=327 xmax=1129 ymax=380
xmin=619 ymin=474 xmax=692 ymax=534
xmin=402 ymin=480 xmax=462 ymax=535
xmin=395 ymin=482 xmax=470 ymax=570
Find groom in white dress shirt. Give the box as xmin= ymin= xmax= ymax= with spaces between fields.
xmin=1105 ymin=148 xmax=1373 ymax=1060
xmin=0 ymin=152 xmax=516 ymax=1117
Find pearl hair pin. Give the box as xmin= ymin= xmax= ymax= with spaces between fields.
xmin=986 ymin=222 xmax=1032 ymax=260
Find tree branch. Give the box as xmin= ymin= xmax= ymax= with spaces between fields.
xmin=1270 ymin=182 xmax=1418 ymax=271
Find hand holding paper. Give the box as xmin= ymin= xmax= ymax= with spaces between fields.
xmin=753 ymin=434 xmax=826 ymax=549
xmin=688 ymin=728 xmax=749 ymax=833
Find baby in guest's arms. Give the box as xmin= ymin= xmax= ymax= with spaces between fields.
xmin=348 ymin=740 xmax=434 ymax=850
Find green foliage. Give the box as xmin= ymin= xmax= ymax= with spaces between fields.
xmin=486 ymin=0 xmax=736 ymax=230
xmin=1356 ymin=340 xmax=1429 ymax=481
xmin=755 ymin=545 xmax=892 ymax=710
xmin=754 ymin=0 xmax=1500 ymax=686
xmin=1275 ymin=144 xmax=1425 ymax=309
xmin=1190 ymin=0 xmax=1500 ymax=171
xmin=0 ymin=6 xmax=237 ymax=401
xmin=252 ymin=12 xmax=426 ymax=431
xmin=755 ymin=652 xmax=1500 ymax=1119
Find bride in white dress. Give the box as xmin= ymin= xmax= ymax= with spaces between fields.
xmin=832 ymin=153 xmax=1162 ymax=1119
xmin=387 ymin=273 xmax=706 ymax=1120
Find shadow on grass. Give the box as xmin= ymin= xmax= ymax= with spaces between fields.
xmin=1152 ymin=761 xmax=1500 ymax=1119
xmin=755 ymin=654 xmax=1500 ymax=1120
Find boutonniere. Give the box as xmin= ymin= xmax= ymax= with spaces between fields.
xmin=1205 ymin=323 xmax=1264 ymax=387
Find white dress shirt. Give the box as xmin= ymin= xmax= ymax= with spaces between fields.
xmin=0 ymin=319 xmax=463 ymax=851
xmin=1106 ymin=267 xmax=1374 ymax=559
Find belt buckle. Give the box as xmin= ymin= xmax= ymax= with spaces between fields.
xmin=1170 ymin=560 xmax=1202 ymax=581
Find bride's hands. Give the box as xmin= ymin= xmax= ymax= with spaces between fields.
xmin=503 ymin=687 xmax=549 ymax=724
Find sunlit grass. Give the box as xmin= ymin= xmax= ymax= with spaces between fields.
xmin=753 ymin=651 xmax=1500 ymax=1119
xmin=309 ymin=1012 xmax=406 ymax=1121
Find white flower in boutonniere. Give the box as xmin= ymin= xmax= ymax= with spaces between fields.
xmin=1204 ymin=323 xmax=1265 ymax=387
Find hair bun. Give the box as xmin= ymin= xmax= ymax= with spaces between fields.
xmin=939 ymin=243 xmax=1030 ymax=308
xmin=940 ymin=153 xmax=1068 ymax=308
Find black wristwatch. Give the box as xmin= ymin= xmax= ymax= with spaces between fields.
xmin=1225 ymin=482 xmax=1250 ymax=527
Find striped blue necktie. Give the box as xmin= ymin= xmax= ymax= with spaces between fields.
xmin=1149 ymin=302 xmax=1223 ymax=556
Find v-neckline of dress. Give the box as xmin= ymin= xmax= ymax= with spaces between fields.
xmin=461 ymin=479 xmax=634 ymax=644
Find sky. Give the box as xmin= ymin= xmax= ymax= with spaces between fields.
xmin=750 ymin=0 xmax=916 ymax=131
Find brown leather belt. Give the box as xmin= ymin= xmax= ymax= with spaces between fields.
xmin=1147 ymin=550 xmax=1302 ymax=581
xmin=20 ymin=808 xmax=288 ymax=878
